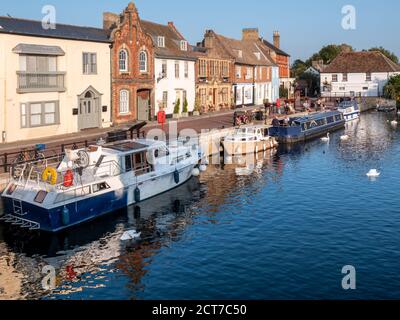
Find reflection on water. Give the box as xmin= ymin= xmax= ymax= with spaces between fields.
xmin=1 ymin=111 xmax=400 ymax=300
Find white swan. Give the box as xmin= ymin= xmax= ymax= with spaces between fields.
xmin=366 ymin=169 xmax=381 ymax=178
xmin=391 ymin=120 xmax=398 ymax=126
xmin=340 ymin=135 xmax=349 ymax=141
xmin=321 ymin=133 xmax=330 ymax=142
xmin=120 ymin=230 xmax=141 ymax=241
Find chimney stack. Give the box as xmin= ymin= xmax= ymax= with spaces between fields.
xmin=204 ymin=30 xmax=215 ymax=49
xmin=273 ymin=31 xmax=280 ymax=49
xmin=103 ymin=12 xmax=119 ymax=31
xmin=242 ymin=28 xmax=259 ymax=41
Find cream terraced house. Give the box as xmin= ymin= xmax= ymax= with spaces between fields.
xmin=0 ymin=16 xmax=112 ymax=144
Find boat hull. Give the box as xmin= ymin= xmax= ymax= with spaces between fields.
xmin=1 ymin=165 xmax=195 ymax=233
xmin=223 ymin=139 xmax=278 ymax=156
xmin=273 ymin=121 xmax=345 ymax=144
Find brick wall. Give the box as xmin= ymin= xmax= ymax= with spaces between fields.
xmin=110 ymin=3 xmax=155 ymax=124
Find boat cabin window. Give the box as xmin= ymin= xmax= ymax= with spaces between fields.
xmin=34 ymin=190 xmax=48 ymax=204
xmin=301 ymin=123 xmax=307 ymax=131
xmin=93 ymin=182 xmax=110 ymax=193
xmin=125 ymin=151 xmax=153 ymax=176
xmin=316 ymin=119 xmax=327 ymax=126
xmin=335 ymin=114 xmax=342 ymax=121
xmin=327 ymin=116 xmax=334 ymax=124
xmin=154 ymin=146 xmax=169 ymax=159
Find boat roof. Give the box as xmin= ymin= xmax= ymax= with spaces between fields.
xmin=292 ymin=111 xmax=341 ymax=124
xmin=102 ymin=139 xmax=165 ymax=155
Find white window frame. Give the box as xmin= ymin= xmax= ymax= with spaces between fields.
xmin=20 ymin=101 xmax=60 ymax=128
xmin=157 ymin=36 xmax=165 ymax=48
xmin=119 ymin=49 xmax=128 ymax=73
xmin=139 ymin=51 xmax=148 ymax=73
xmin=83 ymin=52 xmax=97 ymax=75
xmin=175 ymin=61 xmax=180 ymax=79
xmin=119 ymin=90 xmax=130 ymax=115
xmin=180 ymin=40 xmax=188 ymax=51
xmin=184 ymin=61 xmax=189 ymax=78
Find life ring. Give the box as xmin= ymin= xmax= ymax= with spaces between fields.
xmin=42 ymin=167 xmax=58 ymax=185
xmin=63 ymin=170 xmax=74 ymax=188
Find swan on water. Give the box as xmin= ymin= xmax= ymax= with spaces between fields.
xmin=120 ymin=230 xmax=141 ymax=241
xmin=366 ymin=169 xmax=381 ymax=178
xmin=340 ymin=135 xmax=349 ymax=141
xmin=321 ymin=133 xmax=330 ymax=142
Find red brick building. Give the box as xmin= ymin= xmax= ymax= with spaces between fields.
xmin=104 ymin=2 xmax=155 ymax=124
xmin=262 ymin=31 xmax=293 ymax=97
xmin=194 ymin=31 xmax=235 ymax=112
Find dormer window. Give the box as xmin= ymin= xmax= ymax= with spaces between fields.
xmin=236 ymin=50 xmax=243 ymax=58
xmin=180 ymin=40 xmax=188 ymax=51
xmin=254 ymin=52 xmax=261 ymax=60
xmin=157 ymin=36 xmax=165 ymax=48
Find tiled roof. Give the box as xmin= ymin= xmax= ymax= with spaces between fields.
xmin=214 ymin=33 xmax=274 ymax=66
xmin=0 ymin=16 xmax=110 ymax=43
xmin=140 ymin=20 xmax=196 ymax=60
xmin=262 ymin=39 xmax=290 ymax=57
xmin=322 ymin=51 xmax=400 ymax=73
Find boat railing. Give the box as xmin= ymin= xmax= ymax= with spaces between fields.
xmin=9 ymin=158 xmax=123 ymax=192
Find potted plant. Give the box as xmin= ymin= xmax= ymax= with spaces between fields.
xmin=181 ymin=98 xmax=189 ymax=118
xmin=173 ymin=98 xmax=181 ymax=119
xmin=193 ymin=97 xmax=201 ymax=116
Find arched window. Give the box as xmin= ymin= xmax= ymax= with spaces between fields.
xmin=119 ymin=49 xmax=128 ymax=72
xmin=119 ymin=90 xmax=130 ymax=114
xmin=139 ymin=50 xmax=148 ymax=73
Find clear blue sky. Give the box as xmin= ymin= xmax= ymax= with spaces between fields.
xmin=2 ymin=0 xmax=399 ymax=62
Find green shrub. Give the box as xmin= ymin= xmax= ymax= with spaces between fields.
xmin=174 ymin=99 xmax=181 ymax=114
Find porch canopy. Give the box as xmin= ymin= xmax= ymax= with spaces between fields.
xmin=12 ymin=43 xmax=65 ymax=56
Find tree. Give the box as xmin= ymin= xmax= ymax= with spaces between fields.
xmin=174 ymin=98 xmax=181 ymax=114
xmin=305 ymin=44 xmax=354 ymax=65
xmin=183 ymin=98 xmax=188 ymax=113
xmin=279 ymin=86 xmax=288 ymax=99
xmin=368 ymin=47 xmax=399 ymax=64
xmin=291 ymin=59 xmax=308 ymax=78
xmin=298 ymin=72 xmax=320 ymax=97
xmin=383 ymin=75 xmax=400 ymax=100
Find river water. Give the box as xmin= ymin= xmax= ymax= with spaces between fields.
xmin=1 ymin=111 xmax=400 ymax=300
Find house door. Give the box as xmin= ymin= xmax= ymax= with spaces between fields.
xmin=78 ymin=89 xmax=101 ymax=130
xmin=137 ymin=90 xmax=150 ymax=121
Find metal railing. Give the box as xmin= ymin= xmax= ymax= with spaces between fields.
xmin=17 ymin=71 xmax=66 ymax=93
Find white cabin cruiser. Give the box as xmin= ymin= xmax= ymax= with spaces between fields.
xmin=1 ymin=139 xmax=202 ymax=232
xmin=337 ymin=100 xmax=361 ymax=122
xmin=222 ymin=125 xmax=278 ymax=156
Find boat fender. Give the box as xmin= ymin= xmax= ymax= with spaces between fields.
xmin=192 ymin=168 xmax=200 ymax=177
xmin=134 ymin=187 xmax=141 ymax=203
xmin=63 ymin=170 xmax=74 ymax=188
xmin=61 ymin=206 xmax=70 ymax=226
xmin=199 ymin=165 xmax=207 ymax=172
xmin=174 ymin=169 xmax=180 ymax=184
xmin=42 ymin=167 xmax=58 ymax=185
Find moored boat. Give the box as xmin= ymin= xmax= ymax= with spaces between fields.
xmin=337 ymin=100 xmax=360 ymax=122
xmin=222 ymin=125 xmax=278 ymax=156
xmin=268 ymin=111 xmax=345 ymax=144
xmin=1 ymin=139 xmax=202 ymax=233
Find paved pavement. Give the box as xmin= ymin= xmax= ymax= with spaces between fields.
xmin=0 ymin=106 xmax=263 ymax=154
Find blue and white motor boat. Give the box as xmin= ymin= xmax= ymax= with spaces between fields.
xmin=337 ymin=100 xmax=360 ymax=122
xmin=269 ymin=111 xmax=345 ymax=144
xmin=1 ymin=139 xmax=202 ymax=233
